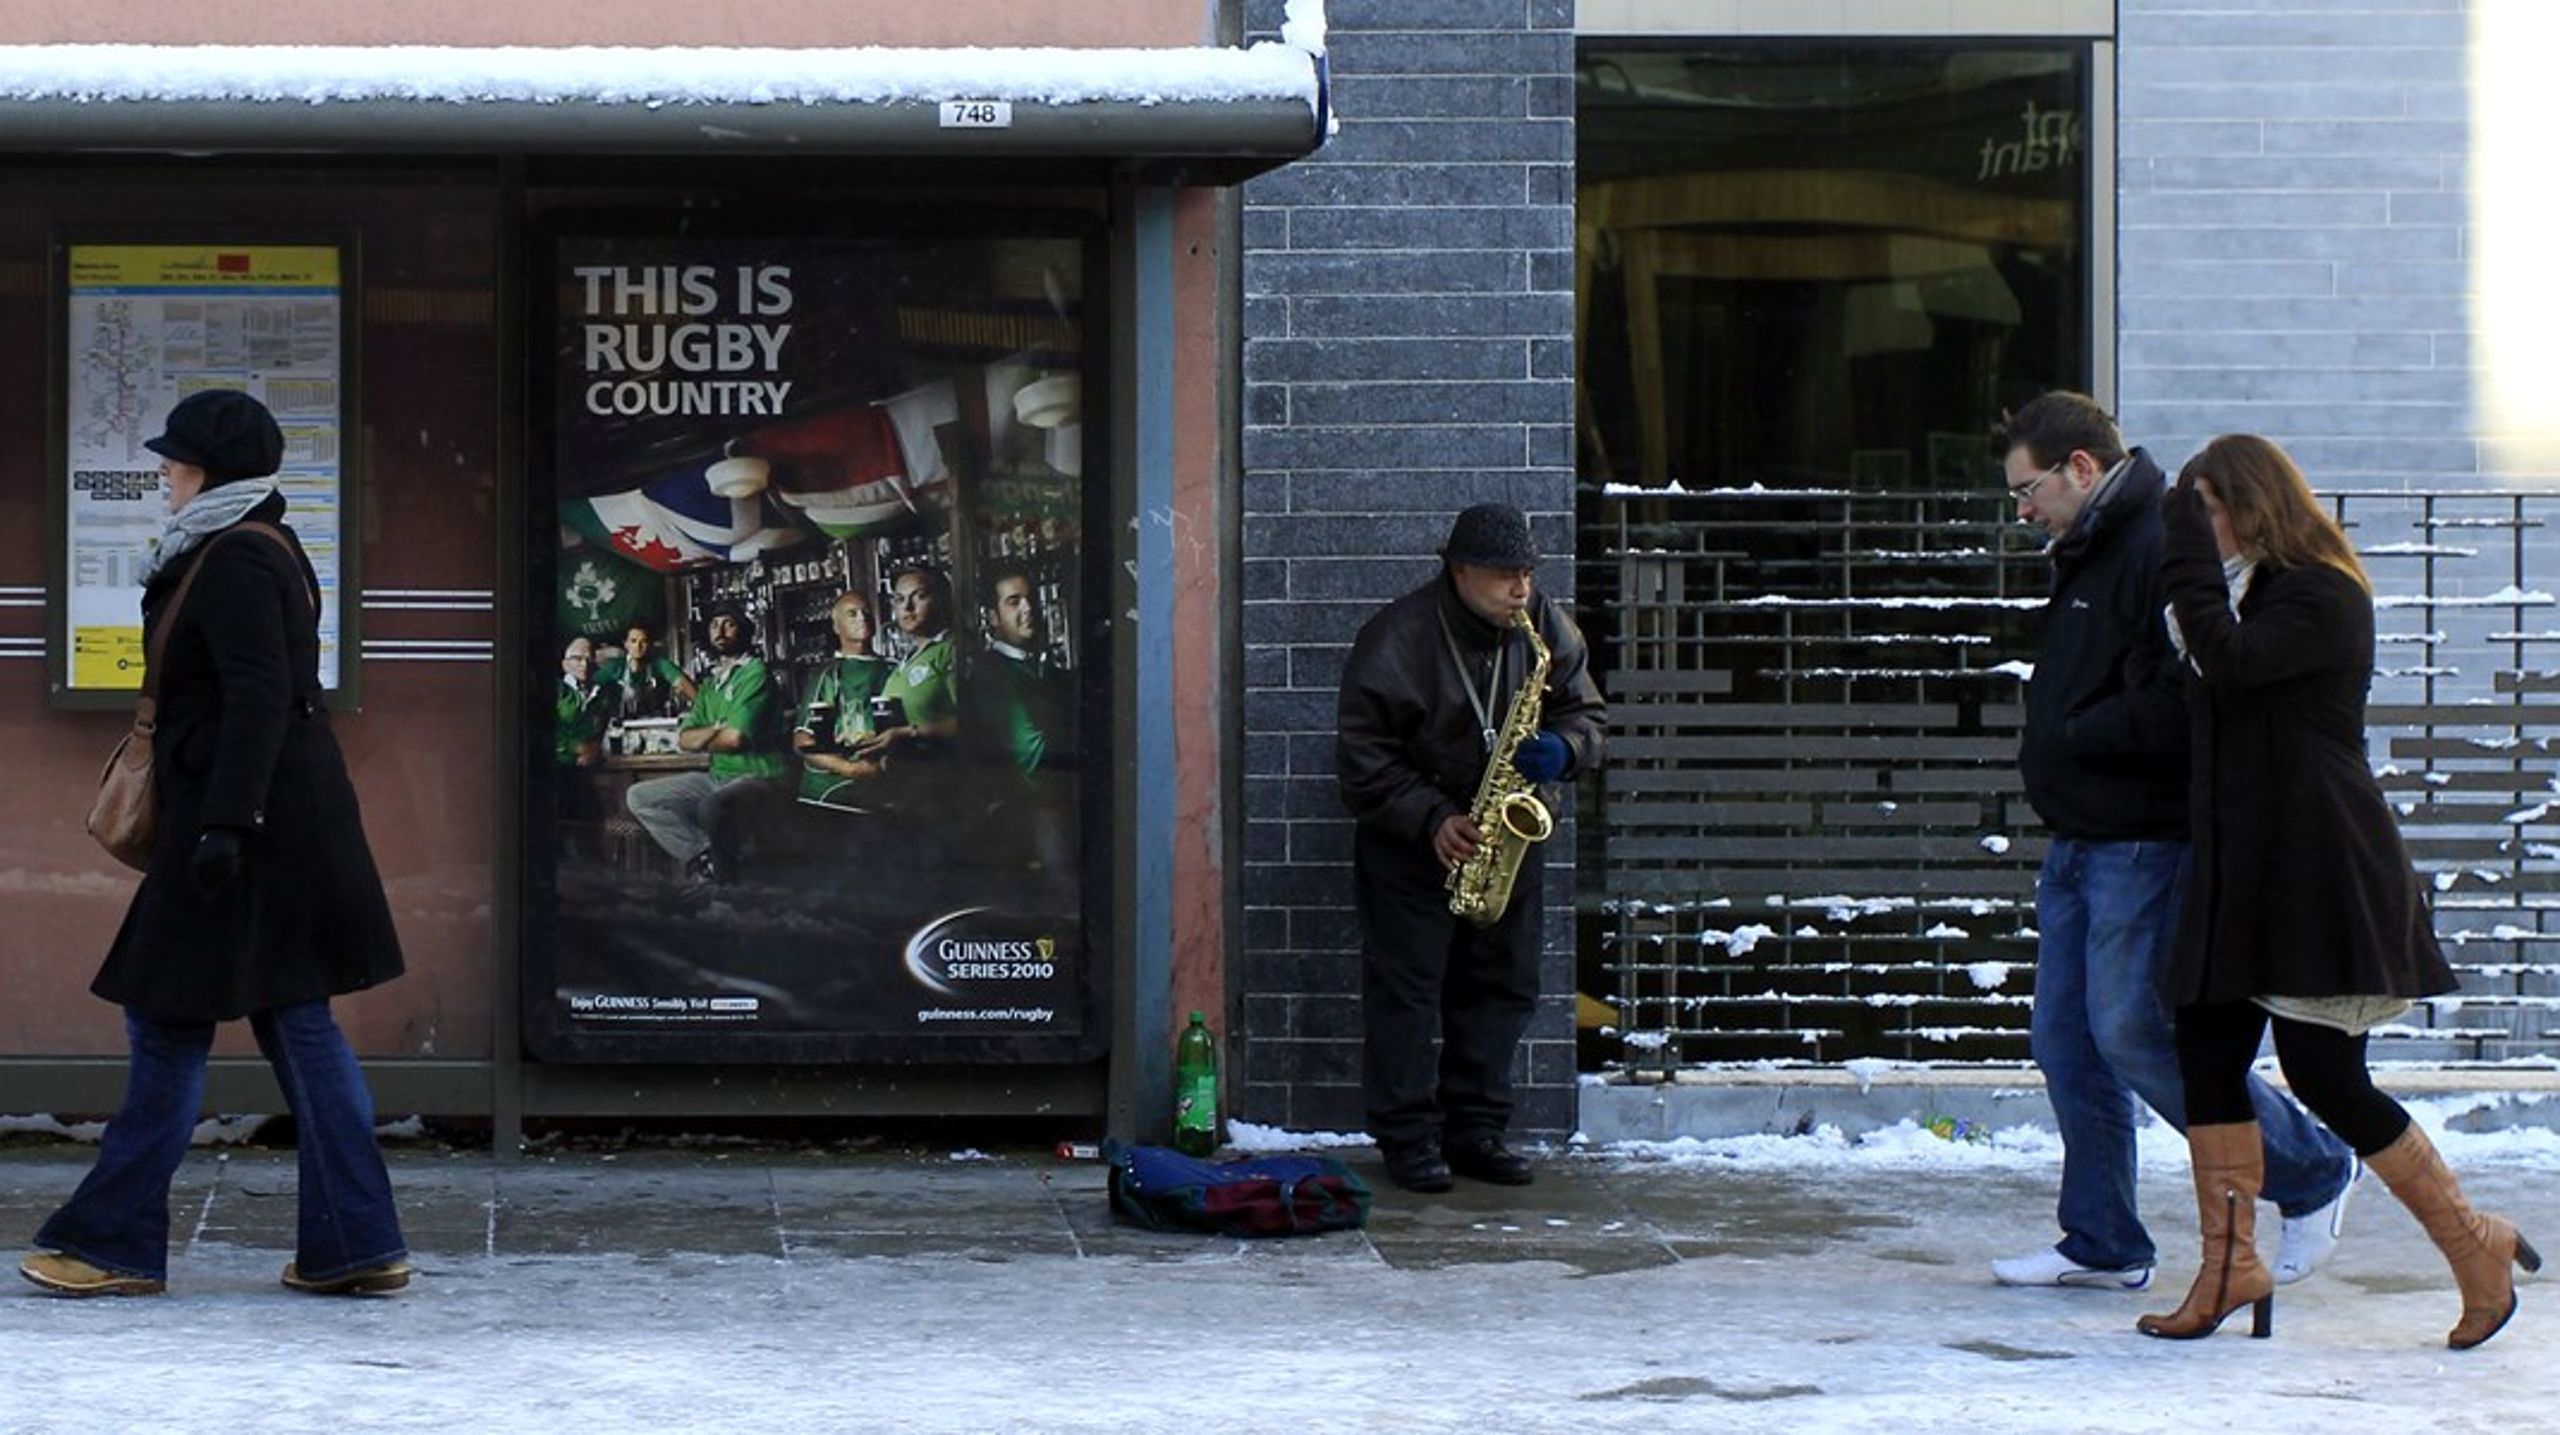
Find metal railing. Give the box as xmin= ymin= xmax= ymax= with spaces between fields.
xmin=1584 ymin=482 xmax=2560 ymax=1073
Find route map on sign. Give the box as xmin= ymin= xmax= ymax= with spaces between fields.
xmin=61 ymin=245 xmax=345 ymax=693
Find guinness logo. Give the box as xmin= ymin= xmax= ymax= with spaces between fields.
xmin=903 ymin=908 xmax=1071 ymax=998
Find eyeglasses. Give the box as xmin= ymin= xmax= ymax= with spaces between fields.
xmin=2007 ymin=460 xmax=2067 ymax=503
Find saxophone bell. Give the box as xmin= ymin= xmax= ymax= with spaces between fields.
xmin=1493 ymin=790 xmax=1554 ymax=844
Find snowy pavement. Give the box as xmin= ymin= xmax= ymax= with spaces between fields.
xmin=2 ymin=1119 xmax=2555 ymax=1434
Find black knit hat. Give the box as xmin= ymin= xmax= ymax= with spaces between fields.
xmin=143 ymin=390 xmax=285 ymax=486
xmin=1439 ymin=503 xmax=1541 ymax=570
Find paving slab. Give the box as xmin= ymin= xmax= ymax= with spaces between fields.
xmin=2 ymin=1138 xmax=2556 ymax=1432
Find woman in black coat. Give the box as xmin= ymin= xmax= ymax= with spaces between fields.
xmin=20 ymin=390 xmax=409 ymax=1299
xmin=2138 ymin=434 xmax=2537 ymax=1349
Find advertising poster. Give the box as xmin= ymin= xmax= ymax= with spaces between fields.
xmin=61 ymin=244 xmax=347 ymax=693
xmin=527 ymin=227 xmax=1101 ymax=1063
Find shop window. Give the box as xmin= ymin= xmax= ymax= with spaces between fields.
xmin=1575 ymin=47 xmax=2096 ymax=1066
xmin=1578 ymin=44 xmax=2091 ymax=490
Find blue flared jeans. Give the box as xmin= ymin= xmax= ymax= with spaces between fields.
xmin=34 ymin=1001 xmax=406 ymax=1283
xmin=2032 ymin=838 xmax=2353 ymax=1271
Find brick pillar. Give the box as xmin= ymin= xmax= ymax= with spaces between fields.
xmin=1236 ymin=0 xmax=1580 ymax=1136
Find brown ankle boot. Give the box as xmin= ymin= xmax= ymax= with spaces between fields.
xmin=2367 ymin=1123 xmax=2544 ymax=1349
xmin=2138 ymin=1121 xmax=2276 ymax=1340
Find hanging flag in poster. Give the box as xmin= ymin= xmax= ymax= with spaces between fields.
xmin=563 ymin=468 xmax=809 ymax=572
xmin=554 ymin=542 xmax=663 ymax=642
xmin=745 ymin=404 xmax=947 ymax=539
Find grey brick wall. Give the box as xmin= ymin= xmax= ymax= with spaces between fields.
xmin=2118 ymin=0 xmax=2476 ymax=484
xmin=1236 ymin=0 xmax=1580 ymax=1137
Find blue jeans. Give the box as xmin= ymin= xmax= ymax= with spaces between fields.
xmin=2032 ymin=838 xmax=2352 ymax=1270
xmin=35 ymin=1002 xmax=406 ymax=1283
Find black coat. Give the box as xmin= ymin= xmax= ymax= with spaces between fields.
xmin=2159 ymin=484 xmax=2455 ymax=1007
xmin=92 ymin=495 xmax=404 ymax=1023
xmin=2019 ymin=448 xmax=2190 ymax=841
xmin=1336 ymin=574 xmax=1605 ymax=881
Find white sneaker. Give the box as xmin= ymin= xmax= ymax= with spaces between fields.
xmin=1991 ymin=1247 xmax=2153 ymax=1289
xmin=2273 ymin=1154 xmax=2361 ymax=1285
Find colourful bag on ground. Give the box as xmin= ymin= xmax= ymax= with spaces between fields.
xmin=1106 ymin=1142 xmax=1372 ymax=1237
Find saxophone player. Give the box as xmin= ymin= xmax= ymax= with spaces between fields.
xmin=1335 ymin=503 xmax=1605 ymax=1194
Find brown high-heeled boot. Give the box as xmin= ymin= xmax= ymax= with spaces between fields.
xmin=2367 ymin=1122 xmax=2543 ymax=1349
xmin=2138 ymin=1121 xmax=2275 ymax=1340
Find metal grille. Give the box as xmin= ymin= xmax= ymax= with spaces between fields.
xmin=1585 ymin=484 xmax=2560 ymax=1073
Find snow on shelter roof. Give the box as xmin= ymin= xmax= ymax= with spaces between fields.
xmin=0 ymin=43 xmax=1320 ymax=108
xmin=0 ymin=38 xmax=1331 ymax=172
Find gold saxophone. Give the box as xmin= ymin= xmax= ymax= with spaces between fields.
xmin=1447 ymin=609 xmax=1556 ymax=927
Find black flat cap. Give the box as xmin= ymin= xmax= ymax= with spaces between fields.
xmin=1440 ymin=502 xmax=1541 ymax=570
xmin=144 ymin=389 xmax=286 ymax=486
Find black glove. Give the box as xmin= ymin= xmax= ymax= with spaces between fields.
xmin=2160 ymin=471 xmax=2203 ymax=531
xmin=191 ymin=827 xmax=247 ymax=898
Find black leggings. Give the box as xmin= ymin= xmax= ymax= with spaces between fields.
xmin=2176 ymin=1000 xmax=2412 ymax=1157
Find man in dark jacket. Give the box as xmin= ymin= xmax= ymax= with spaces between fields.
xmin=1992 ymin=392 xmax=2357 ymax=1292
xmin=1336 ymin=504 xmax=1605 ymax=1193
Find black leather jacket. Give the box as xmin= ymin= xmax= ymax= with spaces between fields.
xmin=1335 ymin=571 xmax=1605 ymax=861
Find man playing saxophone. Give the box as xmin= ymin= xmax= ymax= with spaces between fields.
xmin=1335 ymin=503 xmax=1605 ymax=1194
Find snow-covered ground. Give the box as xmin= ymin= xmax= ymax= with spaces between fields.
xmin=2 ymin=1120 xmax=2554 ymax=1434
xmin=1588 ymin=1091 xmax=2560 ymax=1175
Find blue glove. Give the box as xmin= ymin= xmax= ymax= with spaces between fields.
xmin=1512 ymin=731 xmax=1570 ymax=783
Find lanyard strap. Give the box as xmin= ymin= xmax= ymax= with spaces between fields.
xmin=1437 ymin=607 xmax=1509 ymax=754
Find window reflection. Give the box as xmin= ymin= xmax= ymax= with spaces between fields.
xmin=1578 ymin=45 xmax=2089 ymax=491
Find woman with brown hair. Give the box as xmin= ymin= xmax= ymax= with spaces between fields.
xmin=2139 ymin=433 xmax=2538 ymax=1348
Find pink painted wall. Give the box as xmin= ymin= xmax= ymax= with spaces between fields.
xmin=0 ymin=173 xmax=505 ymax=1061
xmin=1170 ymin=190 xmax=1231 ymax=1049
xmin=0 ymin=0 xmax=1215 ymax=47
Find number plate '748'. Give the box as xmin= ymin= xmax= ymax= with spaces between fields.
xmin=939 ymin=101 xmax=1015 ymax=128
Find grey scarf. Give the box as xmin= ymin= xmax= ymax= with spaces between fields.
xmin=141 ymin=478 xmax=280 ymax=586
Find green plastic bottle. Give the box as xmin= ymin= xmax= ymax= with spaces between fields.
xmin=1174 ymin=1010 xmax=1218 ymax=1156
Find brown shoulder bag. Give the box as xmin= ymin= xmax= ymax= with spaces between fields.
xmin=86 ymin=522 xmax=307 ymax=871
